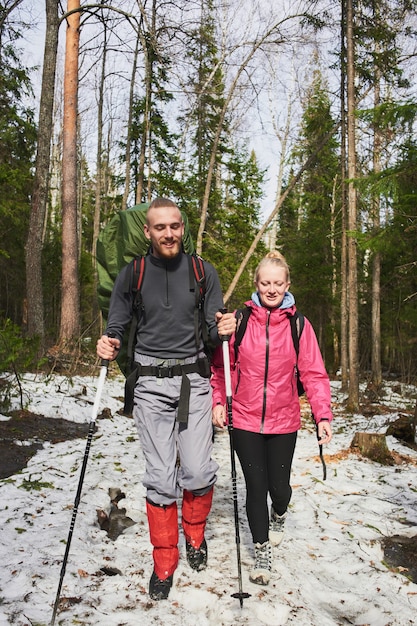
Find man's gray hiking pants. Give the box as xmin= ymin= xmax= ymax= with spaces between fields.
xmin=133 ymin=353 xmax=218 ymax=506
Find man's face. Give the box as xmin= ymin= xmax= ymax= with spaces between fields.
xmin=144 ymin=206 xmax=184 ymax=259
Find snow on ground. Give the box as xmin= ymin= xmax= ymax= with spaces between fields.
xmin=0 ymin=370 xmax=416 ymax=626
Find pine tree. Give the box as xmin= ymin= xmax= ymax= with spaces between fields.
xmin=179 ymin=0 xmax=229 ymax=249
xmin=0 ymin=9 xmax=37 ymax=326
xmin=216 ymin=146 xmax=267 ymax=308
xmin=279 ymin=69 xmax=340 ymax=364
xmin=121 ymin=2 xmax=182 ymax=207
xmin=349 ymin=0 xmax=416 ymax=381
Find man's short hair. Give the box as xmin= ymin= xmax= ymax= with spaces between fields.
xmin=148 ymin=197 xmax=179 ymax=210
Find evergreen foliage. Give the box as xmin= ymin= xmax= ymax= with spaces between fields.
xmin=278 ymin=70 xmax=340 ymax=365
xmin=0 ymin=20 xmax=36 ymax=325
xmin=179 ymin=0 xmax=229 ymax=245
xmin=2 ymin=0 xmax=417 ymax=382
xmin=381 ymin=139 xmax=417 ymax=378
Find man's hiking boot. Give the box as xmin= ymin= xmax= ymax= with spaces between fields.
xmin=269 ymin=508 xmax=286 ymax=547
xmin=186 ymin=538 xmax=208 ymax=571
xmin=149 ymin=570 xmax=173 ymax=600
xmin=249 ymin=541 xmax=273 ymax=586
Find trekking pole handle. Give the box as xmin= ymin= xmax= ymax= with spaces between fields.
xmin=101 ymin=331 xmax=117 ymax=367
xmin=218 ymin=307 xmax=231 ymax=342
xmin=218 ymin=309 xmax=233 ymax=397
xmin=222 ymin=340 xmax=232 ymax=398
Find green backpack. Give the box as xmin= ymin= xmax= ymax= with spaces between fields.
xmin=96 ymin=203 xmax=196 ymax=376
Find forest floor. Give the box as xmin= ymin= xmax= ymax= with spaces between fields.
xmin=1 ymin=371 xmax=417 ymax=625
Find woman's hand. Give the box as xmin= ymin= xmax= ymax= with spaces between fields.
xmin=317 ymin=420 xmax=332 ymax=444
xmin=212 ymin=403 xmax=226 ymax=429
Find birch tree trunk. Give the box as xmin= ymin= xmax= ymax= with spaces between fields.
xmin=59 ymin=0 xmax=81 ymax=344
xmin=135 ymin=2 xmax=154 ymax=204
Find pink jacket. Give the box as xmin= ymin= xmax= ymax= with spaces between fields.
xmin=211 ymin=301 xmax=333 ymax=434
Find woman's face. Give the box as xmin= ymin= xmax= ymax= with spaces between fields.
xmin=255 ymin=264 xmax=290 ymax=308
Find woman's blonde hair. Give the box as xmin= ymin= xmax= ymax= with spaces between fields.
xmin=254 ymin=250 xmax=290 ymax=283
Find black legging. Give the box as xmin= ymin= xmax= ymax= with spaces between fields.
xmin=233 ymin=428 xmax=297 ymax=544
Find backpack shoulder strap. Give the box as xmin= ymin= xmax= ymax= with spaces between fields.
xmin=289 ymin=311 xmax=304 ymax=357
xmin=188 ymin=253 xmax=208 ymax=349
xmin=234 ymin=306 xmax=252 ymax=362
xmin=132 ymin=255 xmax=146 ymax=305
xmin=289 ymin=311 xmax=305 ymax=396
xmin=126 ymin=255 xmax=146 ymax=370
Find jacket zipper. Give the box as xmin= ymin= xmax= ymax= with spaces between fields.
xmin=165 ymin=266 xmax=169 ymax=306
xmin=260 ymin=310 xmax=270 ymax=433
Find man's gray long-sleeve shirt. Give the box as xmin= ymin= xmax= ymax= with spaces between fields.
xmin=105 ymin=252 xmax=224 ymax=359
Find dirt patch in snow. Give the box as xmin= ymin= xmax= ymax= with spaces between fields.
xmin=0 ymin=409 xmax=92 ymax=479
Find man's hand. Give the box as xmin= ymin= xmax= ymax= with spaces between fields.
xmin=215 ymin=311 xmax=236 ymax=338
xmin=96 ymin=335 xmax=121 ymax=361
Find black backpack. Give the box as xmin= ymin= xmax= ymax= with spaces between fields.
xmin=234 ymin=306 xmax=305 ymax=396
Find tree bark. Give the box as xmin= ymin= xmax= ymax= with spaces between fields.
xmin=340 ymin=0 xmax=349 ymax=391
xmin=122 ymin=33 xmax=140 ymax=211
xmin=346 ymin=0 xmax=359 ymax=411
xmin=25 ymin=0 xmax=59 ymax=346
xmin=92 ymin=16 xmax=107 ymax=269
xmin=371 ymin=28 xmax=382 ymax=390
xmin=59 ymin=0 xmax=81 ymax=344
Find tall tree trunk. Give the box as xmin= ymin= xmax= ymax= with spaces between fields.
xmin=122 ymin=33 xmax=140 ymax=211
xmin=135 ymin=9 xmax=154 ymax=205
xmin=330 ymin=174 xmax=339 ymax=372
xmin=25 ymin=0 xmax=59 ymax=347
xmin=340 ymin=0 xmax=349 ymax=391
xmin=346 ymin=0 xmax=359 ymax=411
xmin=92 ymin=19 xmax=107 ymax=269
xmin=59 ymin=0 xmax=81 ymax=344
xmin=91 ymin=15 xmax=107 ymax=334
xmin=371 ymin=39 xmax=382 ymax=390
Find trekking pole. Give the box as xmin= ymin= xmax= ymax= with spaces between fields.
xmin=50 ymin=352 xmax=112 ymax=625
xmin=221 ymin=331 xmax=251 ymax=607
xmin=314 ymin=416 xmax=327 ymax=481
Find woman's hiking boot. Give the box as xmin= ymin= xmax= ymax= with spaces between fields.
xmin=185 ymin=537 xmax=208 ymax=571
xmin=249 ymin=541 xmax=273 ymax=586
xmin=149 ymin=570 xmax=173 ymax=601
xmin=269 ymin=508 xmax=286 ymax=546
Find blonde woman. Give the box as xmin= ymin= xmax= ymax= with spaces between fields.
xmin=211 ymin=251 xmax=332 ymax=585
